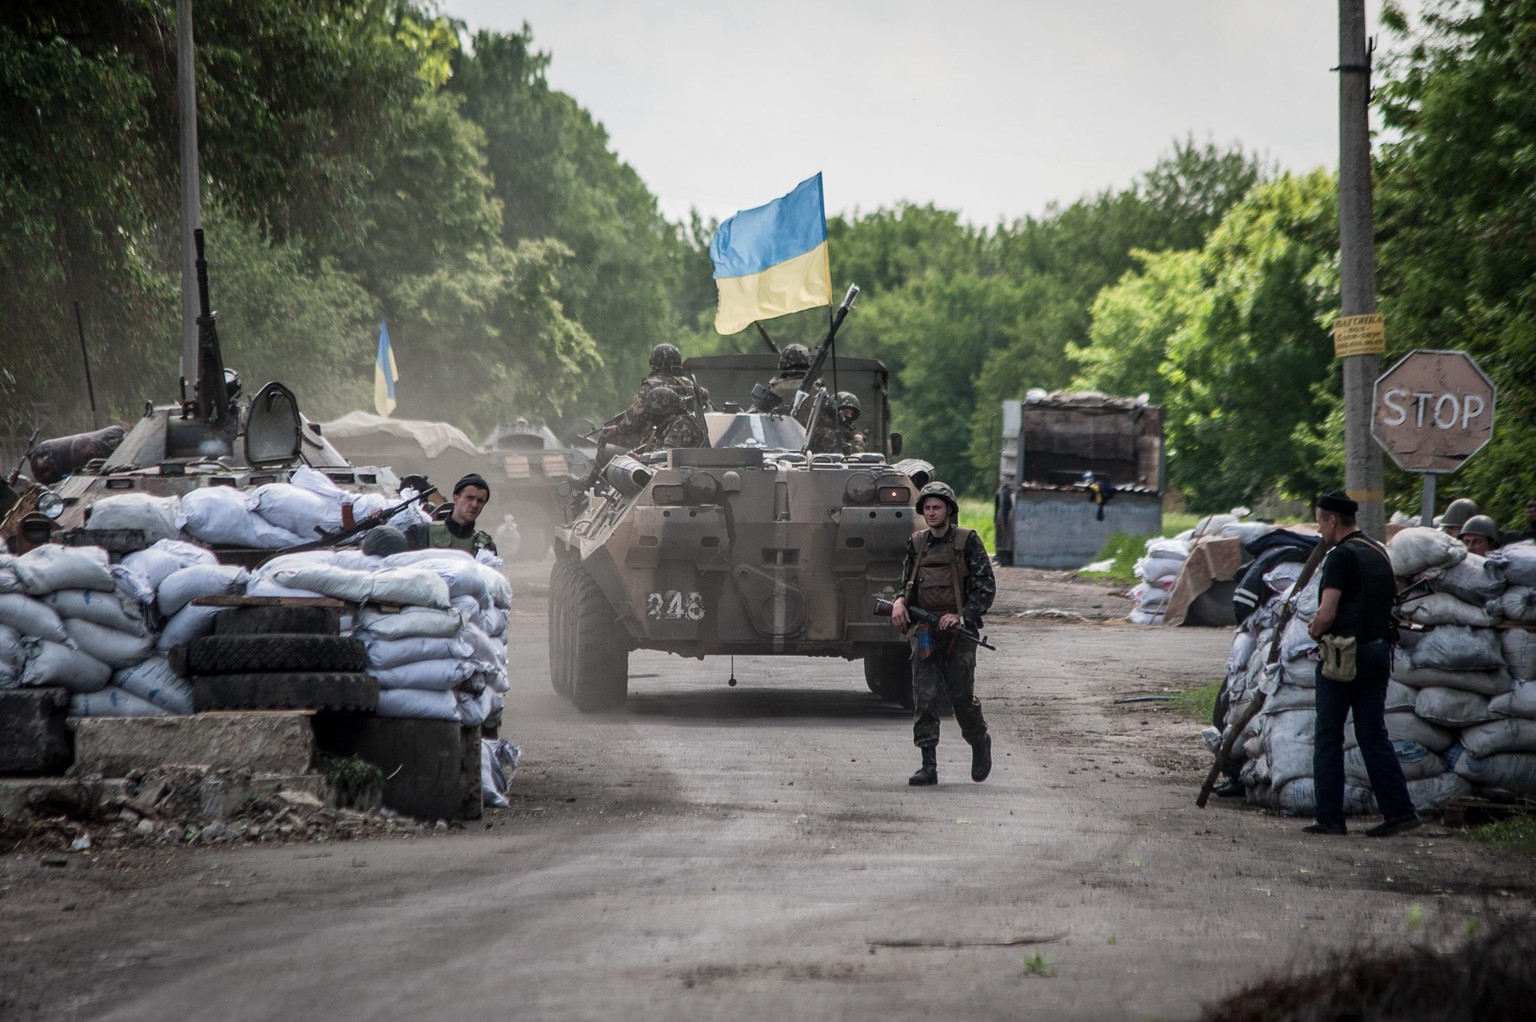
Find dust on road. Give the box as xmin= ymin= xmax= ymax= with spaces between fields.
xmin=3 ymin=565 xmax=1531 ymax=1022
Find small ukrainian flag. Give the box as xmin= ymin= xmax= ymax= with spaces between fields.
xmin=373 ymin=321 xmax=398 ymax=418
xmin=710 ymin=173 xmax=833 ymax=334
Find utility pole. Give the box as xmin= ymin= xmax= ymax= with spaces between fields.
xmin=1336 ymin=0 xmax=1386 ymax=539
xmin=177 ymin=0 xmax=201 ymax=393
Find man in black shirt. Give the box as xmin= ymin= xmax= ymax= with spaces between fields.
xmin=1304 ymin=491 xmax=1419 ymax=837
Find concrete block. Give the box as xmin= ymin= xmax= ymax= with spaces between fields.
xmin=198 ymin=772 xmax=333 ymax=820
xmin=312 ymin=716 xmax=481 ymax=822
xmin=70 ymin=712 xmax=316 ymax=777
xmin=0 ymin=688 xmax=74 ymax=775
xmin=0 ymin=778 xmax=132 ymax=822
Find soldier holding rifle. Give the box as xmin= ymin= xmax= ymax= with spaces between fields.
xmin=887 ymin=481 xmax=996 ymax=787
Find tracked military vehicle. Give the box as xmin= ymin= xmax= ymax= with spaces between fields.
xmin=549 ymin=287 xmax=933 ymax=711
xmin=479 ymin=418 xmax=596 ymax=561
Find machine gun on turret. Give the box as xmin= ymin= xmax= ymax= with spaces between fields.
xmin=186 ymin=228 xmax=234 ymax=425
xmin=750 ymin=284 xmax=860 ymax=418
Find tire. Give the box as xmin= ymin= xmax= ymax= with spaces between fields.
xmin=214 ymin=605 xmax=340 ymax=637
xmin=863 ymin=645 xmax=913 ymax=708
xmin=561 ymin=565 xmax=629 ymax=712
xmin=193 ymin=672 xmax=378 ymax=712
xmin=547 ymin=556 xmax=578 ymax=697
xmin=187 ymin=634 xmax=367 ymax=675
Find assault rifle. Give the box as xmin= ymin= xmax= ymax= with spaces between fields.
xmin=7 ymin=429 xmax=41 ymax=487
xmin=873 ymin=595 xmax=995 ymax=651
xmin=750 ymin=284 xmax=860 ymax=417
xmin=263 ymin=485 xmax=439 ymax=561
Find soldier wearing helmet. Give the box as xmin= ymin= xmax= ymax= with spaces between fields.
xmin=636 ymin=385 xmax=704 ymax=452
xmin=754 ymin=344 xmax=825 ymax=425
xmin=1459 ymin=515 xmax=1501 ymax=556
xmin=603 ymin=344 xmax=709 ymax=452
xmin=887 ymin=480 xmax=996 ymax=787
xmin=809 ymin=390 xmax=866 ymax=455
xmin=1437 ymin=497 xmax=1480 ymax=536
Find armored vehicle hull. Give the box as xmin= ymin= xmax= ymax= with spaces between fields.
xmin=550 ymin=402 xmax=931 ymax=712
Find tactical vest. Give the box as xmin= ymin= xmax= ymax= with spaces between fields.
xmin=429 ymin=520 xmax=490 ymax=555
xmin=905 ymin=527 xmax=973 ymax=614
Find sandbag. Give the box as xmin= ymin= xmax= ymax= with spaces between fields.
xmin=262 ymin=563 xmax=450 ymax=609
xmin=1489 ymin=680 xmax=1536 ymax=720
xmin=1398 ymin=591 xmax=1500 ymax=628
xmin=62 ymin=617 xmax=155 ymax=669
xmin=14 ymin=544 xmax=113 ymax=595
xmin=1429 ymin=552 xmax=1506 ymax=605
xmin=1269 ymin=777 xmax=1379 ymax=817
xmin=363 ymin=634 xmax=473 ymax=670
xmin=1391 ymin=657 xmax=1512 ymax=696
xmin=1388 ymin=526 xmax=1466 ymax=577
xmin=1503 ymin=629 xmax=1536 ymax=680
xmin=1385 ymin=681 xmax=1420 ymax=714
xmin=369 ymin=657 xmax=478 ymax=691
xmin=0 ymin=554 xmax=23 ymax=594
xmin=1406 ymin=771 xmax=1473 ymax=812
xmin=1406 ymin=625 xmax=1506 ymax=671
xmin=376 ymin=687 xmax=459 ymax=720
xmin=157 ymin=563 xmax=249 ymax=616
xmin=456 ymin=684 xmax=491 ymax=728
xmin=245 ymin=577 xmax=326 ymax=600
xmin=478 ymin=606 xmax=508 ymax=639
xmin=0 ymin=592 xmax=69 ymax=642
xmin=1134 ymin=553 xmax=1185 ymax=584
xmin=157 ymin=603 xmax=227 ymax=651
xmin=0 ymin=623 xmax=22 ymax=672
xmin=462 ymin=623 xmax=505 ymax=670
xmin=1281 ymin=655 xmax=1318 ymax=689
xmin=1279 ymin=613 xmax=1317 ymax=664
xmin=20 ymin=637 xmax=112 ymax=692
xmin=119 ymin=540 xmax=216 ymax=592
xmin=247 ymin=481 xmax=343 ymax=537
xmin=1461 ymin=717 xmax=1536 ymax=757
xmin=481 ymin=738 xmax=521 ymax=809
xmin=354 ymin=605 xmax=465 ymax=641
xmin=378 ymin=551 xmax=500 ymax=607
xmin=112 ymin=656 xmax=194 ymax=715
xmin=1447 ymin=745 xmax=1536 ymax=794
xmin=1497 ymin=587 xmax=1536 ymax=624
xmin=365 ymin=567 xmax=451 ymax=609
xmin=39 ymin=587 xmax=147 ymax=635
xmin=83 ymin=493 xmax=180 ymax=544
xmin=110 ymin=566 xmax=157 ymax=610
xmin=1260 ymin=709 xmax=1316 ymax=791
xmin=1414 ymin=686 xmax=1493 ymax=728
xmin=1385 ymin=712 xmax=1458 ymax=752
xmin=69 ymin=686 xmax=167 ymax=718
xmin=1487 ymin=545 xmax=1536 ymax=587
xmin=176 ymin=486 xmax=308 ymax=549
xmin=1344 ymin=740 xmax=1444 ymax=786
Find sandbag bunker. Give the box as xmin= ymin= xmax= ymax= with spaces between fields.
xmin=1214 ymin=529 xmax=1536 ymax=816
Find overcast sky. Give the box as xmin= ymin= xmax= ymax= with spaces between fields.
xmin=438 ymin=1 xmax=1409 ymax=227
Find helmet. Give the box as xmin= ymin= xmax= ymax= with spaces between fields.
xmin=1439 ymin=497 xmax=1480 ymax=530
xmin=361 ymin=525 xmax=409 ymax=557
xmin=915 ymin=481 xmax=959 ymax=519
xmin=1460 ymin=515 xmax=1500 ymax=543
xmin=835 ymin=392 xmax=861 ymax=420
xmin=649 ymin=343 xmax=683 ymax=375
xmin=643 ymin=384 xmax=684 ymax=417
xmin=779 ymin=344 xmax=811 ymax=372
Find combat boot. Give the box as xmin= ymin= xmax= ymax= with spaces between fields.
xmin=970 ymin=733 xmax=992 ymax=782
xmin=908 ymin=745 xmax=938 ymax=786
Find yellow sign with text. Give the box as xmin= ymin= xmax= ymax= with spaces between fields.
xmin=1333 ymin=313 xmax=1386 ymax=357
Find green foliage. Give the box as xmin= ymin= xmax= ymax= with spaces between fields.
xmin=1078 ymin=532 xmax=1148 ymax=585
xmin=1468 ymin=815 xmax=1536 ymax=858
xmin=956 ymin=497 xmax=995 ymax=551
xmin=1020 ymin=951 xmax=1056 ymax=977
xmin=1170 ymin=681 xmax=1221 ymax=724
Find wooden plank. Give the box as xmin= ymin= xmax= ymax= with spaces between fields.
xmin=189 ymin=595 xmax=346 ymax=608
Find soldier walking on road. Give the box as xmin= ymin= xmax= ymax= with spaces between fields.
xmin=888 ymin=481 xmax=996 ymax=786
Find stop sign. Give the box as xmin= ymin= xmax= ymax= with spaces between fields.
xmin=1372 ymin=350 xmax=1496 ymax=472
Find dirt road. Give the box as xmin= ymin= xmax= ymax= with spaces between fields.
xmin=4 ymin=567 xmax=1532 ymax=1021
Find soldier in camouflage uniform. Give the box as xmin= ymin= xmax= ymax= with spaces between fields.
xmin=809 ymin=391 xmax=866 ymax=455
xmin=888 ymin=481 xmax=995 ymax=786
xmin=634 ymin=385 xmax=706 ymax=453
xmin=604 ymin=343 xmax=708 ymax=451
xmin=428 ymin=473 xmax=498 ymax=556
xmin=754 ymin=344 xmax=825 ymax=427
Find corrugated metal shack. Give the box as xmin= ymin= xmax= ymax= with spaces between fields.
xmin=995 ymin=390 xmax=1164 ymax=569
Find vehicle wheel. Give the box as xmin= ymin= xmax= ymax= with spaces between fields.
xmin=863 ymin=645 xmax=913 ymax=708
xmin=506 ymin=500 xmax=551 ymax=562
xmin=187 ymin=634 xmax=367 ymax=675
xmin=213 ymin=605 xmax=340 ymax=637
xmin=565 ymin=566 xmax=629 ymax=712
xmin=547 ymin=557 xmax=578 ymax=698
xmin=193 ymin=672 xmax=378 ymax=712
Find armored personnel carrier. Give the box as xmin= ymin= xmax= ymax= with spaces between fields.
xmin=479 ymin=419 xmax=596 ymax=561
xmin=548 ymin=288 xmax=933 ymax=711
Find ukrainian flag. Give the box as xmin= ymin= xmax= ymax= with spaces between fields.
xmin=373 ymin=321 xmax=398 ymax=418
xmin=710 ymin=173 xmax=833 ymax=335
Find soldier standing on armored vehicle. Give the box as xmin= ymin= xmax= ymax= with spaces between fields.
xmin=603 ymin=344 xmax=708 ymax=452
xmin=887 ymin=481 xmax=996 ymax=786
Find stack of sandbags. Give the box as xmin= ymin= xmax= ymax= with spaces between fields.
xmin=79 ymin=493 xmax=181 ymax=545
xmin=247 ymin=466 xmax=431 ymax=545
xmin=355 ymin=549 xmax=512 ymax=726
xmin=1129 ymin=537 xmax=1189 ymax=624
xmin=3 ymin=546 xmax=117 ymax=706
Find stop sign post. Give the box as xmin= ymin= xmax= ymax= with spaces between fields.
xmin=1371 ymin=349 xmax=1496 ymax=524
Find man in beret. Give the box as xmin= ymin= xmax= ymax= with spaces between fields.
xmin=429 ymin=473 xmax=497 ymax=556
xmin=1305 ymin=490 xmax=1419 ymax=838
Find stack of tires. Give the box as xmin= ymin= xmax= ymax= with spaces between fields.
xmin=186 ymin=604 xmax=378 ymax=713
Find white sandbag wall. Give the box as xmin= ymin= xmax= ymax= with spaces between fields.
xmin=1129 ymin=537 xmax=1188 ymax=625
xmin=1218 ymin=529 xmax=1536 ymax=815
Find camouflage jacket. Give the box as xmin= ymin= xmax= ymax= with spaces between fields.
xmin=429 ymin=519 xmax=496 ymax=556
xmin=612 ymin=373 xmax=706 ymax=441
xmin=899 ymin=526 xmax=995 ymax=627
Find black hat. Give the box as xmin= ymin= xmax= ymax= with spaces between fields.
xmin=453 ymin=473 xmax=490 ymax=495
xmin=361 ymin=525 xmax=409 ymax=557
xmin=1315 ymin=491 xmax=1357 ymax=515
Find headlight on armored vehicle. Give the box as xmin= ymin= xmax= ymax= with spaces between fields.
xmin=844 ymin=474 xmax=876 ymax=504
xmin=37 ymin=490 xmax=64 ymax=519
xmin=877 ymin=486 xmax=910 ymax=504
xmin=683 ymin=472 xmax=720 ymax=504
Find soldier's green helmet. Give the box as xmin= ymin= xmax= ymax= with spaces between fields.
xmin=649 ymin=343 xmax=683 ymax=375
xmin=779 ymin=344 xmax=811 ymax=372
xmin=915 ymin=481 xmax=959 ymax=519
xmin=835 ymin=391 xmax=861 ymax=420
xmin=644 ymin=384 xmax=684 ymax=417
xmin=1460 ymin=515 xmax=1500 ymax=543
xmin=1439 ymin=497 xmax=1480 ymax=531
